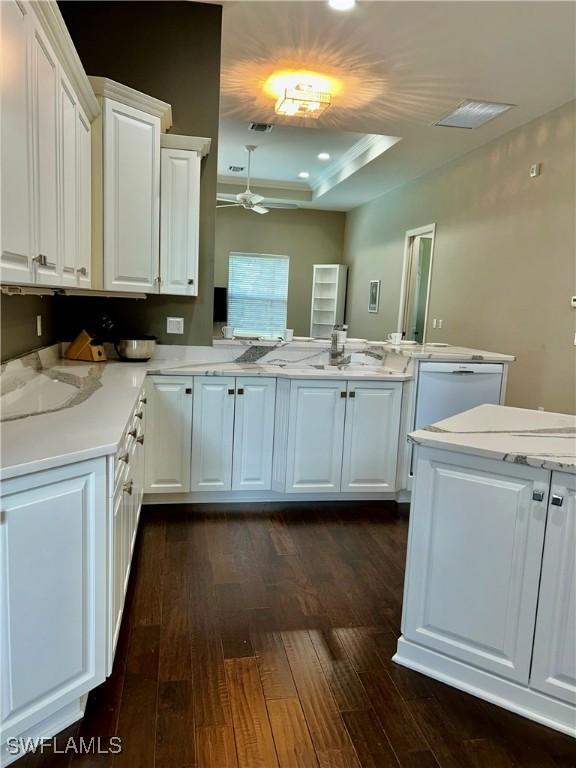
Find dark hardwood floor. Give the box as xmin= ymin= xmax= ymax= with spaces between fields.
xmin=20 ymin=503 xmax=576 ymax=768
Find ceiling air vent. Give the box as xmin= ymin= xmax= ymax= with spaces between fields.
xmin=228 ymin=165 xmax=245 ymax=173
xmin=248 ymin=122 xmax=274 ymax=133
xmin=435 ymin=100 xmax=515 ymax=129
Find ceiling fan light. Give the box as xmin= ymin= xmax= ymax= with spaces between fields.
xmin=328 ymin=0 xmax=356 ymax=10
xmin=318 ymin=152 xmax=331 ymax=161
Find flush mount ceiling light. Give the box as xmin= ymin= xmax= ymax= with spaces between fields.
xmin=328 ymin=0 xmax=356 ymax=10
xmin=264 ymin=70 xmax=341 ymax=120
xmin=318 ymin=152 xmax=331 ymax=161
xmin=435 ymin=99 xmax=515 ymax=129
xmin=275 ymin=84 xmax=331 ymax=119
xmin=298 ymin=171 xmax=310 ymax=179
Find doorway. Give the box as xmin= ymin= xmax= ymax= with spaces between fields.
xmin=398 ymin=224 xmax=436 ymax=343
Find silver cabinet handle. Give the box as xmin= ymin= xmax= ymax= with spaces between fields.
xmin=33 ymin=254 xmax=55 ymax=268
xmin=532 ymin=490 xmax=545 ymax=502
xmin=136 ymin=434 xmax=144 ymax=445
xmin=451 ymin=370 xmax=475 ymax=375
xmin=123 ymin=480 xmax=134 ymax=495
xmin=76 ymin=266 xmax=88 ymax=276
xmin=551 ymin=494 xmax=564 ymax=507
xmin=119 ymin=452 xmax=129 ymax=464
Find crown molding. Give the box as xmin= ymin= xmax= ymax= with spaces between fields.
xmin=161 ymin=133 xmax=212 ymax=157
xmin=89 ymin=76 xmax=173 ymax=131
xmin=31 ymin=1 xmax=100 ymax=121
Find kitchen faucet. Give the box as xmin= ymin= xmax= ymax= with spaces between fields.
xmin=330 ymin=325 xmax=346 ymax=365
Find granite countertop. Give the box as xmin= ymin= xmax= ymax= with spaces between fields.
xmin=409 ymin=404 xmax=576 ymax=472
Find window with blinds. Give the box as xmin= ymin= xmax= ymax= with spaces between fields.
xmin=227 ymin=252 xmax=290 ymax=337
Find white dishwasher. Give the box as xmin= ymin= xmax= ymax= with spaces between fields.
xmin=414 ymin=361 xmax=504 ymax=430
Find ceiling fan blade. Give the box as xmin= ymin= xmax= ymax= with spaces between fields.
xmin=262 ymin=202 xmax=299 ymax=210
xmin=252 ymin=205 xmax=269 ymax=214
xmin=217 ymin=196 xmax=235 ymax=202
xmin=216 ymin=203 xmax=242 ymax=208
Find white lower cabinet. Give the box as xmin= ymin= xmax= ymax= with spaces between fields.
xmin=341 ymin=381 xmax=402 ymax=492
xmin=530 ymin=471 xmax=576 ymax=705
xmin=0 ymin=459 xmax=107 ymax=752
xmin=191 ymin=377 xmax=236 ymax=491
xmin=144 ymin=377 xmax=193 ymax=493
xmin=402 ymin=448 xmax=549 ymax=684
xmin=232 ymin=378 xmax=276 ymax=491
xmin=285 ymin=380 xmax=347 ymax=493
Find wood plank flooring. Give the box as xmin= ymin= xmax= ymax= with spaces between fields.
xmin=18 ymin=503 xmax=576 ymax=768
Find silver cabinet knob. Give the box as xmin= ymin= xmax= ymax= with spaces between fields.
xmin=532 ymin=490 xmax=545 ymax=502
xmin=119 ymin=452 xmax=129 ymax=464
xmin=122 ymin=480 xmax=134 ymax=495
xmin=76 ymin=266 xmax=88 ymax=276
xmin=128 ymin=429 xmax=137 ymax=438
xmin=135 ymin=412 xmax=143 ymax=419
xmin=136 ymin=434 xmax=144 ymax=445
xmin=551 ymin=494 xmax=564 ymax=507
xmin=187 ymin=279 xmax=194 ymax=285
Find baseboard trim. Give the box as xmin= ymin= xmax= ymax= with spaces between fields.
xmin=393 ymin=637 xmax=576 ymax=737
xmin=143 ymin=490 xmax=410 ymax=505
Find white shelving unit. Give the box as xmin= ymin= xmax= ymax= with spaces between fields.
xmin=310 ymin=264 xmax=348 ymax=338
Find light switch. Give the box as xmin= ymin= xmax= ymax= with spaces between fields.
xmin=166 ymin=317 xmax=184 ymax=334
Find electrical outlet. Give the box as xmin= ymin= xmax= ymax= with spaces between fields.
xmin=36 ymin=315 xmax=42 ymax=337
xmin=166 ymin=317 xmax=184 ymax=334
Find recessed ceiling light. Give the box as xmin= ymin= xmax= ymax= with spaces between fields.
xmin=435 ymin=100 xmax=515 ymax=129
xmin=328 ymin=0 xmax=356 ymax=10
xmin=298 ymin=171 xmax=310 ymax=179
xmin=318 ymin=152 xmax=331 ymax=161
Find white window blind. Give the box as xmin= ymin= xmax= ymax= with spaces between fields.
xmin=228 ymin=252 xmax=289 ymax=336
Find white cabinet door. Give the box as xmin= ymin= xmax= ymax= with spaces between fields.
xmin=103 ymin=98 xmax=160 ymax=292
xmin=232 ymin=377 xmax=276 ymax=491
xmin=144 ymin=377 xmax=193 ymax=493
xmin=191 ymin=377 xmax=235 ymax=492
xmin=530 ymin=472 xmax=576 ymax=705
xmin=1 ymin=0 xmax=34 ymax=283
xmin=285 ymin=380 xmax=346 ymax=493
xmin=31 ymin=20 xmax=60 ymax=285
xmin=402 ymin=448 xmax=549 ymax=684
xmin=160 ymin=147 xmax=200 ymax=296
xmin=59 ymin=72 xmax=78 ymax=285
xmin=76 ymin=108 xmax=92 ymax=286
xmin=341 ymin=382 xmax=402 ymax=492
xmin=0 ymin=459 xmax=106 ymax=742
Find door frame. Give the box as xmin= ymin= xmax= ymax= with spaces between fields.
xmin=397 ymin=223 xmax=436 ymax=341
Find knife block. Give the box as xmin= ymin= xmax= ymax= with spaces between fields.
xmin=64 ymin=330 xmax=107 ymax=362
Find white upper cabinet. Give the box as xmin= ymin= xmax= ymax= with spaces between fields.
xmin=402 ymin=448 xmax=549 ymax=685
xmin=341 ymin=381 xmax=402 ymax=492
xmin=1 ymin=0 xmax=34 ymax=283
xmin=530 ymin=471 xmax=576 ymax=705
xmin=160 ymin=146 xmax=201 ymax=296
xmin=31 ymin=19 xmax=60 ymax=284
xmin=102 ymin=98 xmax=161 ymax=292
xmin=144 ymin=376 xmax=193 ymax=494
xmin=232 ymin=377 xmax=276 ymax=491
xmin=0 ymin=0 xmax=99 ymax=287
xmin=285 ymin=380 xmax=347 ymax=493
xmin=191 ymin=377 xmax=236 ymax=492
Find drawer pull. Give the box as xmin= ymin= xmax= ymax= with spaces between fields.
xmin=136 ymin=435 xmax=144 ymax=445
xmin=123 ymin=480 xmax=134 ymax=495
xmin=532 ymin=490 xmax=545 ymax=502
xmin=551 ymin=494 xmax=564 ymax=507
xmin=119 ymin=452 xmax=129 ymax=464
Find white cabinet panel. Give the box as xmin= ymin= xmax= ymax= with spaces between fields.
xmin=191 ymin=377 xmax=235 ymax=492
xmin=402 ymin=448 xmax=549 ymax=684
xmin=285 ymin=380 xmax=346 ymax=493
xmin=0 ymin=459 xmax=106 ymax=741
xmin=144 ymin=377 xmax=192 ymax=493
xmin=341 ymin=382 xmax=401 ymax=492
xmin=1 ymin=0 xmax=34 ymax=283
xmin=531 ymin=472 xmax=576 ymax=705
xmin=59 ymin=73 xmax=78 ymax=284
xmin=103 ymin=99 xmax=160 ymax=292
xmin=76 ymin=108 xmax=92 ymax=286
xmin=160 ymin=147 xmax=200 ymax=296
xmin=31 ymin=21 xmax=60 ymax=284
xmin=232 ymin=377 xmax=276 ymax=491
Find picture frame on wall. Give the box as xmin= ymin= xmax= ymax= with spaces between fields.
xmin=368 ymin=280 xmax=380 ymax=313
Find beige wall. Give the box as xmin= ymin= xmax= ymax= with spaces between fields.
xmin=344 ymin=101 xmax=576 ymax=414
xmin=215 ymin=206 xmax=346 ymax=337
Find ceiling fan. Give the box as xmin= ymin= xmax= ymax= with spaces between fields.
xmin=216 ymin=145 xmax=298 ymax=215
